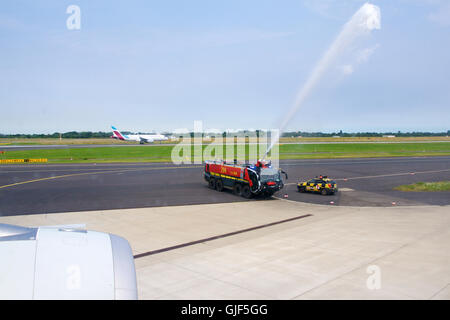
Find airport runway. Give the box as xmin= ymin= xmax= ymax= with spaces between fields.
xmin=1 ymin=140 xmax=449 ymax=151
xmin=0 ymin=144 xmax=172 ymax=151
xmin=0 ymin=156 xmax=449 ymax=216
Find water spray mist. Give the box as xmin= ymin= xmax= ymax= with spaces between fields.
xmin=264 ymin=2 xmax=381 ymax=158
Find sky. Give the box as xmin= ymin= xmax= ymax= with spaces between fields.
xmin=0 ymin=0 xmax=449 ymax=134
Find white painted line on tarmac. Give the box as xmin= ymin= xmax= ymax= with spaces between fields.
xmin=285 ymin=169 xmax=450 ymax=185
xmin=334 ymin=168 xmax=450 ymax=181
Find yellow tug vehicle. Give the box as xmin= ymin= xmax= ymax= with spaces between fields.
xmin=297 ymin=175 xmax=338 ymax=195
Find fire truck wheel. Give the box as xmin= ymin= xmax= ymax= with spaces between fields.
xmin=208 ymin=178 xmax=216 ymax=189
xmin=233 ymin=184 xmax=242 ymax=196
xmin=241 ymin=185 xmax=252 ymax=199
xmin=215 ymin=179 xmax=224 ymax=192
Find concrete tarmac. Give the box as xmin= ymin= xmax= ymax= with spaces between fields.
xmin=1 ymin=200 xmax=449 ymax=299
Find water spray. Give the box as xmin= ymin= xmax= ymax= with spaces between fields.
xmin=263 ymin=2 xmax=381 ymax=159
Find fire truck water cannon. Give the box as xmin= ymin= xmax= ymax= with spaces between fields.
xmin=203 ymin=160 xmax=288 ymax=199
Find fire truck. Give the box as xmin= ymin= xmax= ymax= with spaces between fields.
xmin=203 ymin=160 xmax=288 ymax=198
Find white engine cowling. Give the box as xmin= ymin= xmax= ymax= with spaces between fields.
xmin=0 ymin=223 xmax=137 ymax=300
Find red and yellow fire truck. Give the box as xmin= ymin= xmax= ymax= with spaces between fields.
xmin=203 ymin=160 xmax=287 ymax=198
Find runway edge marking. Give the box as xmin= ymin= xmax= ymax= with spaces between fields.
xmin=0 ymin=165 xmax=202 ymax=190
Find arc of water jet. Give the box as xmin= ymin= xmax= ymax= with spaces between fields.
xmin=263 ymin=3 xmax=381 ymax=159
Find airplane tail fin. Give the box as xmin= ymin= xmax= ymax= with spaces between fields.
xmin=111 ymin=126 xmax=126 ymax=140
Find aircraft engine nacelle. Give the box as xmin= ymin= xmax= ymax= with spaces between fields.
xmin=0 ymin=223 xmax=138 ymax=300
xmin=139 ymin=138 xmax=153 ymax=144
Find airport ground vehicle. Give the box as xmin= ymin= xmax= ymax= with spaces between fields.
xmin=204 ymin=160 xmax=287 ymax=198
xmin=297 ymin=176 xmax=338 ymax=195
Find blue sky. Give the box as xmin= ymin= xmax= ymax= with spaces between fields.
xmin=0 ymin=0 xmax=449 ymax=134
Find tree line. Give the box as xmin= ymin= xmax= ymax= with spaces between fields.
xmin=0 ymin=131 xmax=114 ymax=139
xmin=0 ymin=130 xmax=449 ymax=139
xmin=282 ymin=131 xmax=450 ymax=137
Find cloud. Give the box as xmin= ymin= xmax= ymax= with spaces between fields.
xmin=356 ymin=44 xmax=380 ymax=63
xmin=338 ymin=43 xmax=379 ymax=76
xmin=339 ymin=64 xmax=354 ymax=75
xmin=428 ymin=2 xmax=450 ymax=26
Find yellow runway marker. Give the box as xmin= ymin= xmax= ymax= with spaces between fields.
xmin=0 ymin=165 xmax=202 ymax=190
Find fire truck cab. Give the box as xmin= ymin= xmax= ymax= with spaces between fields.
xmin=203 ymin=160 xmax=287 ymax=198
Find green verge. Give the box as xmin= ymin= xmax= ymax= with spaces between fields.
xmin=394 ymin=181 xmax=450 ymax=192
xmin=0 ymin=142 xmax=449 ymax=163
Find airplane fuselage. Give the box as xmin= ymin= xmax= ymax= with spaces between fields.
xmin=111 ymin=126 xmax=168 ymax=144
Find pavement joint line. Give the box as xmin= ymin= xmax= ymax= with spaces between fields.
xmin=0 ymin=168 xmax=142 ymax=174
xmin=290 ymin=243 xmax=411 ymax=300
xmin=0 ymin=165 xmax=202 ymax=174
xmin=181 ymin=269 xmax=275 ymax=300
xmin=334 ymin=168 xmax=450 ymax=181
xmin=429 ymin=283 xmax=450 ymax=300
xmin=0 ymin=162 xmax=176 ymax=168
xmin=292 ymin=220 xmax=450 ymax=300
xmin=154 ymin=251 xmax=276 ymax=300
xmin=0 ymin=156 xmax=448 ymax=169
xmin=0 ymin=165 xmax=203 ymax=190
xmin=281 ymin=158 xmax=450 ymax=166
xmin=133 ymin=214 xmax=313 ymax=259
xmin=283 ymin=168 xmax=450 ymax=186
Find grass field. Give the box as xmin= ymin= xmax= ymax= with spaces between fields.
xmin=394 ymin=181 xmax=450 ymax=192
xmin=1 ymin=136 xmax=449 ymax=146
xmin=0 ymin=142 xmax=449 ymax=163
xmin=0 ymin=138 xmax=141 ymax=145
xmin=278 ymin=142 xmax=450 ymax=159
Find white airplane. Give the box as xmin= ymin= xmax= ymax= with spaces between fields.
xmin=111 ymin=126 xmax=168 ymax=144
